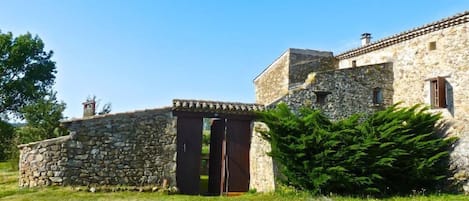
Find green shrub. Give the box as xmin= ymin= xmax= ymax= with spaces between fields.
xmin=202 ymin=130 xmax=210 ymax=154
xmin=258 ymin=103 xmax=457 ymax=196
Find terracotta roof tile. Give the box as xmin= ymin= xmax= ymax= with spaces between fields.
xmin=172 ymin=99 xmax=265 ymax=114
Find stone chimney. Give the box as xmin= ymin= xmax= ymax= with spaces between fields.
xmin=361 ymin=33 xmax=372 ymax=46
xmin=82 ymin=100 xmax=96 ymax=117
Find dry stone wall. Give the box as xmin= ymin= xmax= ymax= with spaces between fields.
xmin=19 ymin=136 xmax=71 ymax=187
xmin=19 ymin=107 xmax=177 ymax=188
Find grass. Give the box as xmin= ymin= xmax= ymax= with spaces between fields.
xmin=1 ymin=162 xmax=469 ymax=200
xmin=199 ymin=175 xmax=209 ymax=194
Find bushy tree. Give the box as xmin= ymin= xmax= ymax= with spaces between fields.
xmin=0 ymin=31 xmax=56 ymax=116
xmin=258 ymin=103 xmax=457 ymax=196
xmin=0 ymin=31 xmax=57 ymax=160
xmin=0 ymin=120 xmax=14 ymax=161
xmin=15 ymin=92 xmax=66 ymax=144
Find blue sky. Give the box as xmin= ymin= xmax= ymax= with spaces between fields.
xmin=1 ymin=0 xmax=468 ymax=118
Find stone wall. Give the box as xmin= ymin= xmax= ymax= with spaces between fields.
xmin=254 ymin=50 xmax=290 ymax=105
xmin=249 ymin=122 xmax=275 ymax=192
xmin=288 ymin=49 xmax=336 ymax=86
xmin=278 ymin=63 xmax=394 ymax=120
xmin=19 ymin=107 xmax=177 ymax=188
xmin=337 ymin=22 xmax=469 ymax=187
xmin=254 ymin=48 xmax=336 ymax=106
xmin=19 ymin=136 xmax=71 ymax=187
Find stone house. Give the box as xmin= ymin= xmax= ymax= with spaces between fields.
xmin=253 ymin=11 xmax=469 ymax=191
xmin=18 ymin=11 xmax=469 ymax=194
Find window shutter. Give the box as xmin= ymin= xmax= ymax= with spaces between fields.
xmin=437 ymin=77 xmax=446 ymax=108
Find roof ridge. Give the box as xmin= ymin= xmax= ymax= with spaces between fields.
xmin=336 ymin=11 xmax=469 ymax=59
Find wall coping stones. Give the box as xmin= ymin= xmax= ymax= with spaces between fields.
xmin=336 ymin=11 xmax=469 ymax=59
xmin=18 ymin=135 xmax=71 ymax=148
xmin=61 ymin=107 xmax=173 ymax=123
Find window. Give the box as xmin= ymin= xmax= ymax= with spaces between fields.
xmin=352 ymin=60 xmax=357 ymax=67
xmin=313 ymin=91 xmax=331 ymax=105
xmin=429 ymin=41 xmax=437 ymax=50
xmin=372 ymin=88 xmax=383 ymax=105
xmin=316 ymin=94 xmax=327 ymax=104
xmin=430 ymin=77 xmax=446 ymax=108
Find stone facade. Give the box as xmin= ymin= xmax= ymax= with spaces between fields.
xmin=337 ymin=13 xmax=469 ymax=187
xmin=18 ymin=10 xmax=469 ymax=193
xmin=253 ymin=11 xmax=469 ymax=192
xmin=278 ymin=63 xmax=394 ymax=120
xmin=19 ymin=107 xmax=177 ymax=188
xmin=254 ymin=48 xmax=335 ymax=105
xmin=288 ymin=49 xmax=336 ymax=86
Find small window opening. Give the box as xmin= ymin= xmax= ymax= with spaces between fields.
xmin=313 ymin=91 xmax=331 ymax=105
xmin=352 ymin=60 xmax=357 ymax=67
xmin=430 ymin=77 xmax=446 ymax=108
xmin=429 ymin=41 xmax=437 ymax=50
xmin=372 ymin=88 xmax=383 ymax=105
xmin=317 ymin=94 xmax=327 ymax=104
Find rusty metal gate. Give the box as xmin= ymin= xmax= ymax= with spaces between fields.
xmin=172 ymin=99 xmax=264 ymax=195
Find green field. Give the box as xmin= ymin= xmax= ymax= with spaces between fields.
xmin=1 ymin=162 xmax=469 ymax=201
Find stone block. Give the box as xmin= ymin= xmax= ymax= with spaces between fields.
xmin=35 ymin=154 xmax=44 ymax=162
xmin=68 ymin=160 xmax=83 ymax=167
xmin=75 ymin=155 xmax=89 ymax=160
xmin=46 ymin=171 xmax=53 ymax=177
xmin=54 ymin=171 xmax=63 ymax=177
xmin=50 ymin=177 xmax=63 ymax=183
xmin=113 ymin=142 xmax=125 ymax=147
